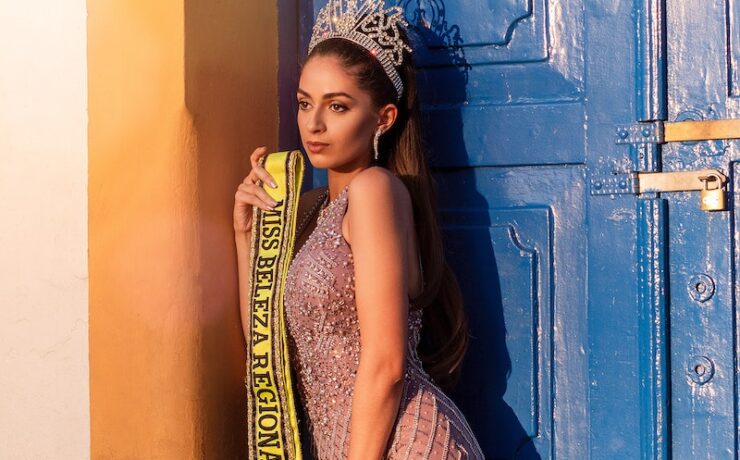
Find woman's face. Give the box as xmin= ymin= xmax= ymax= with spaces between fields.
xmin=297 ymin=54 xmax=380 ymax=171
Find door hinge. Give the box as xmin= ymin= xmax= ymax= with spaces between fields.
xmin=615 ymin=121 xmax=663 ymax=144
xmin=615 ymin=119 xmax=740 ymax=144
xmin=590 ymin=172 xmax=639 ymax=195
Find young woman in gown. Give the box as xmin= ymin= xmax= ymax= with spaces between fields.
xmin=234 ymin=27 xmax=484 ymax=460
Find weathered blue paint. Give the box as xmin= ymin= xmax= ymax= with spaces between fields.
xmin=634 ymin=2 xmax=671 ymax=459
xmin=637 ymin=199 xmax=670 ymax=460
xmin=280 ymin=0 xmax=740 ymax=458
xmin=662 ymin=2 xmax=738 ymax=458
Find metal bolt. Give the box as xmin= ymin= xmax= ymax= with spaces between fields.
xmin=688 ymin=273 xmax=715 ymax=303
xmin=687 ymin=355 xmax=715 ymax=385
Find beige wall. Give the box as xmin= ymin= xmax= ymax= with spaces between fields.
xmin=88 ymin=0 xmax=279 ymax=458
xmin=0 ymin=0 xmax=280 ymax=456
xmin=0 ymin=0 xmax=90 ymax=458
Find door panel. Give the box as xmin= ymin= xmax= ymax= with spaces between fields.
xmin=664 ymin=1 xmax=740 ymax=457
xmin=410 ymin=0 xmax=585 ymax=168
xmin=369 ymin=1 xmax=591 ymax=455
xmin=440 ymin=167 xmax=584 ymax=459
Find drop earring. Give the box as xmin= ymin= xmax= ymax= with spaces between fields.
xmin=373 ymin=128 xmax=382 ymax=161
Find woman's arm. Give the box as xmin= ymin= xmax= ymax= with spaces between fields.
xmin=236 ymin=186 xmax=325 ymax=344
xmin=233 ymin=146 xmax=280 ymax=345
xmin=345 ymin=168 xmax=410 ymax=460
xmin=235 ymin=228 xmax=254 ymax=345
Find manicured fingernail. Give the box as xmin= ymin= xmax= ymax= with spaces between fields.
xmin=270 ymin=181 xmax=278 ymax=188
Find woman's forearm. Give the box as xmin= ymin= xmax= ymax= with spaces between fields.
xmin=347 ymin=363 xmax=405 ymax=460
xmin=235 ymin=229 xmax=253 ymax=345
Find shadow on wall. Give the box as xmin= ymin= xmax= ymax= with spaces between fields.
xmin=401 ymin=1 xmax=543 ymax=458
xmin=184 ymin=0 xmax=280 ymax=458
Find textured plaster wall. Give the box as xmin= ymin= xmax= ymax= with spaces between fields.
xmin=88 ymin=0 xmax=278 ymax=458
xmin=0 ymin=0 xmax=90 ymax=458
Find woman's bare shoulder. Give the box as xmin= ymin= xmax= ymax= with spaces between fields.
xmin=347 ymin=166 xmax=410 ymax=207
xmin=344 ymin=167 xmax=412 ymax=248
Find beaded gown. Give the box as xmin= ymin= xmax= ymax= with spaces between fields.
xmin=284 ymin=184 xmax=485 ymax=460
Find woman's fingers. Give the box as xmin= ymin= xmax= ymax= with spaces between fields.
xmin=237 ymin=182 xmax=279 ymax=210
xmin=249 ymin=146 xmax=278 ymax=189
xmin=234 ymin=189 xmax=265 ymax=211
xmin=233 ymin=146 xmax=280 ymax=233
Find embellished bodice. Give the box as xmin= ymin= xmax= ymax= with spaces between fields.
xmin=284 ymin=184 xmax=425 ymax=457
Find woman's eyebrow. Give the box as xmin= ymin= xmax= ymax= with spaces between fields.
xmin=297 ymin=88 xmax=356 ymax=101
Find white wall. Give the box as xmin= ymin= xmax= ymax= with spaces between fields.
xmin=0 ymin=1 xmax=89 ymax=458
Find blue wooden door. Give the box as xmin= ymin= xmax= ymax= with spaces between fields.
xmin=285 ymin=1 xmax=740 ymax=458
xmin=391 ymin=1 xmax=609 ymax=458
xmin=660 ymin=2 xmax=739 ymax=458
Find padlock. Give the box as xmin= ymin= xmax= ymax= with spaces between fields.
xmin=699 ymin=173 xmax=727 ymax=211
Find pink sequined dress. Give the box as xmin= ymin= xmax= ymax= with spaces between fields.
xmin=284 ymin=184 xmax=485 ymax=459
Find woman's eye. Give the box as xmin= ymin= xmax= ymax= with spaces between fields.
xmin=297 ymin=101 xmax=309 ymax=110
xmin=330 ymin=103 xmax=347 ymax=112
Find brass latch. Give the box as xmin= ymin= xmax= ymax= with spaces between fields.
xmin=590 ymin=169 xmax=728 ymax=211
xmin=665 ymin=119 xmax=740 ymax=142
xmin=615 ymin=118 xmax=740 ymax=144
xmin=637 ymin=169 xmax=728 ymax=211
xmin=606 ymin=118 xmax=737 ymax=211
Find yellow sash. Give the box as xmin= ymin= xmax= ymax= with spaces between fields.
xmin=245 ymin=150 xmax=304 ymax=460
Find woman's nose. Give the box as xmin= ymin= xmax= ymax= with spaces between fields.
xmin=306 ymin=108 xmax=325 ymax=133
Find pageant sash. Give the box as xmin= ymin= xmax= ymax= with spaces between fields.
xmin=245 ymin=150 xmax=304 ymax=460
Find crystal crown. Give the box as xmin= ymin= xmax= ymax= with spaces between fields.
xmin=308 ymin=0 xmax=412 ymax=101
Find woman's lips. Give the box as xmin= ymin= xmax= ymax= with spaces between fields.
xmin=306 ymin=142 xmax=328 ymax=153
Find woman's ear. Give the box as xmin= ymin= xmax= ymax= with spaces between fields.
xmin=377 ymin=103 xmax=398 ymax=133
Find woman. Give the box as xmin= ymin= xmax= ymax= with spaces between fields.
xmin=234 ymin=2 xmax=484 ymax=458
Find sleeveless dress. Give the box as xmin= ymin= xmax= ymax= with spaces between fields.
xmin=284 ymin=184 xmax=485 ymax=459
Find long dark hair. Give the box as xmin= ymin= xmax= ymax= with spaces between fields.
xmin=302 ymin=30 xmax=469 ymax=391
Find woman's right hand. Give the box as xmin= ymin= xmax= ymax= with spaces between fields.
xmin=233 ymin=146 xmax=280 ymax=233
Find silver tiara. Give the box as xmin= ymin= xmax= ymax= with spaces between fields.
xmin=308 ymin=0 xmax=413 ymax=101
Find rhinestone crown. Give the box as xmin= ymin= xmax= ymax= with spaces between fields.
xmin=308 ymin=0 xmax=413 ymax=101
